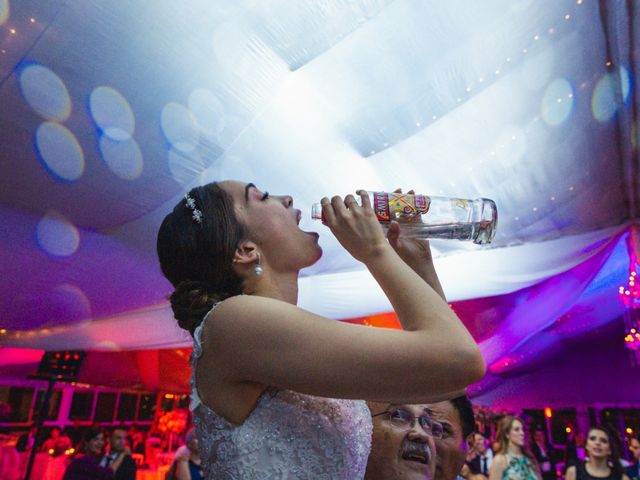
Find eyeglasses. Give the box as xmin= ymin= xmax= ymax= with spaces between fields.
xmin=372 ymin=408 xmax=444 ymax=439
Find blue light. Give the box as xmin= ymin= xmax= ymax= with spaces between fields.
xmin=35 ymin=122 xmax=85 ymax=182
xmin=18 ymin=63 xmax=71 ymax=121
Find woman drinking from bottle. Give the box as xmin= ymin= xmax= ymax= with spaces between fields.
xmin=156 ymin=180 xmax=486 ymax=479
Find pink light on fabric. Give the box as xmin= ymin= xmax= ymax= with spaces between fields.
xmin=620 ymin=224 xmax=640 ymax=364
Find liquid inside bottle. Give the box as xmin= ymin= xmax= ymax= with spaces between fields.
xmin=311 ymin=192 xmax=498 ymax=245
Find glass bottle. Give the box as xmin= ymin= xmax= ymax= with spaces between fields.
xmin=311 ymin=191 xmax=498 ymax=245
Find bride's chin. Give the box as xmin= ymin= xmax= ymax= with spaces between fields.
xmin=307 ymin=245 xmax=323 ymax=265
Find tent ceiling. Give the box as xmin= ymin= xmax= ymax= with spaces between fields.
xmin=0 ymin=0 xmax=638 ymax=404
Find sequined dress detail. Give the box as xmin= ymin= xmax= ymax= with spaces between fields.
xmin=189 ymin=304 xmax=373 ymax=479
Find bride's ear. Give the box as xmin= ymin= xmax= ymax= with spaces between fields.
xmin=232 ymin=241 xmax=259 ymax=268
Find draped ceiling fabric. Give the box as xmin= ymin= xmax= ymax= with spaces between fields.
xmin=0 ymin=0 xmax=639 ymax=407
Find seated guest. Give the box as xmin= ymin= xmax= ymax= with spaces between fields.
xmin=626 ymin=435 xmax=640 ymax=480
xmin=100 ymin=428 xmax=136 ymax=480
xmin=467 ymin=432 xmax=494 ymax=478
xmin=365 ymin=401 xmax=441 ymax=480
xmin=427 ymin=396 xmax=476 ymax=480
xmin=63 ymin=428 xmax=129 ymax=480
xmin=565 ymin=426 xmax=628 ymax=480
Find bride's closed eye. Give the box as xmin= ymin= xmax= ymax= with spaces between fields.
xmin=261 ymin=192 xmax=270 ymax=201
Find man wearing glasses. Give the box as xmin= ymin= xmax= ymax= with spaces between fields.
xmin=365 ymin=396 xmax=475 ymax=480
xmin=365 ymin=402 xmax=441 ymax=480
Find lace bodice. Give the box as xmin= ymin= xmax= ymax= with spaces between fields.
xmin=190 ymin=304 xmax=373 ymax=479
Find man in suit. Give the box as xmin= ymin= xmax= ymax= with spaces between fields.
xmin=466 ymin=432 xmax=493 ymax=477
xmin=626 ymin=436 xmax=640 ymax=480
xmin=100 ymin=428 xmax=137 ymax=480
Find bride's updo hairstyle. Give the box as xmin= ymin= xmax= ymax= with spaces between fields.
xmin=157 ymin=182 xmax=246 ymax=335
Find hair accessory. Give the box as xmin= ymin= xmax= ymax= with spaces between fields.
xmin=184 ymin=194 xmax=203 ymax=224
xmin=254 ymin=253 xmax=263 ymax=276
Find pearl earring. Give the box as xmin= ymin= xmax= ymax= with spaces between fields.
xmin=254 ymin=254 xmax=263 ymax=276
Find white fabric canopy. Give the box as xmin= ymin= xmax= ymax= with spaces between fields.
xmin=0 ymin=0 xmax=638 ymax=404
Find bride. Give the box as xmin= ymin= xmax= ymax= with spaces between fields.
xmin=156 ymin=181 xmax=485 ymax=479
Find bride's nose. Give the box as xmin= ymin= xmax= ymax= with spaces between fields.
xmin=280 ymin=195 xmax=293 ymax=208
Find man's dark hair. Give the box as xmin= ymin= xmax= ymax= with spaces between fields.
xmin=450 ymin=395 xmax=475 ymax=438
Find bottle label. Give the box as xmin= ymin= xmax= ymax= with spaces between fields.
xmin=373 ymin=192 xmax=431 ymax=221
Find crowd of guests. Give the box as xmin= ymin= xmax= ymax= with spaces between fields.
xmin=11 ymin=402 xmax=639 ymax=480
xmin=362 ymin=395 xmax=639 ymax=480
xmin=14 ymin=423 xmax=203 ymax=480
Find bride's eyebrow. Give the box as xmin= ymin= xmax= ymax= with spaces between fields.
xmin=244 ymin=183 xmax=256 ymax=202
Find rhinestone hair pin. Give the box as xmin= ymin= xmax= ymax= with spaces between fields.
xmin=184 ymin=194 xmax=203 ymax=224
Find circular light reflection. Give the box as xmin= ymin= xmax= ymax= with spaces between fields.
xmin=36 ymin=210 xmax=80 ymax=257
xmin=168 ymin=147 xmax=205 ymax=186
xmin=36 ymin=122 xmax=85 ymax=181
xmin=19 ymin=64 xmax=71 ymax=121
xmin=0 ymin=0 xmax=9 ymax=25
xmin=541 ymin=78 xmax=574 ymax=126
xmin=89 ymin=86 xmax=135 ymax=141
xmin=99 ymin=135 xmax=143 ymax=180
xmin=188 ymin=88 xmax=225 ymax=138
xmin=592 ymin=67 xmax=631 ymax=123
xmin=49 ymin=284 xmax=92 ymax=324
xmin=161 ymin=103 xmax=200 ymax=153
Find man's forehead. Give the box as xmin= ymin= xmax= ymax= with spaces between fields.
xmin=425 ymin=401 xmax=457 ymax=420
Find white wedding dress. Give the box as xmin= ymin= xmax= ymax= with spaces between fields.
xmin=189 ymin=305 xmax=373 ymax=479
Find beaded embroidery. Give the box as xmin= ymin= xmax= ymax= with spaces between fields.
xmin=190 ymin=303 xmax=372 ymax=479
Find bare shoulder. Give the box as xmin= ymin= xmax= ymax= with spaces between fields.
xmin=493 ymin=454 xmax=508 ymax=468
xmin=211 ymin=293 xmax=318 ymax=318
xmin=202 ymin=294 xmax=332 ymax=347
xmin=198 ymin=293 xmax=327 ymax=375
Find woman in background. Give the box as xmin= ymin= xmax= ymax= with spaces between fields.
xmin=565 ymin=426 xmax=628 ymax=480
xmin=489 ymin=416 xmax=540 ymax=480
